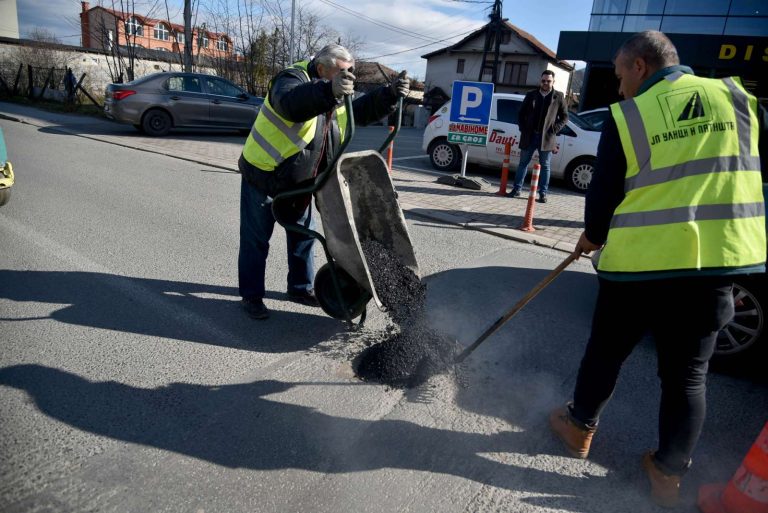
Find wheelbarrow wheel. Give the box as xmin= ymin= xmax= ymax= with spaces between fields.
xmin=314 ymin=263 xmax=371 ymax=320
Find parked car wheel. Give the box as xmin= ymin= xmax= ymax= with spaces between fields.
xmin=142 ymin=109 xmax=172 ymax=137
xmin=428 ymin=138 xmax=461 ymax=172
xmin=566 ymin=157 xmax=595 ymax=192
xmin=0 ymin=188 xmax=10 ymax=207
xmin=714 ymin=276 xmax=765 ymax=359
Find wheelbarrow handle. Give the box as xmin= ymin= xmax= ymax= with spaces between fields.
xmin=454 ymin=250 xmax=581 ymax=363
xmin=378 ymin=96 xmax=403 ymax=154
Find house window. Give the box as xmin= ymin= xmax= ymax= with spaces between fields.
xmin=198 ymin=33 xmax=209 ymax=48
xmin=154 ymin=23 xmax=169 ymax=41
xmin=456 ymin=59 xmax=465 ymax=73
xmin=175 ymin=31 xmax=184 ymax=43
xmin=125 ymin=16 xmax=143 ymax=36
xmin=217 ymin=38 xmax=228 ymax=51
xmin=502 ymin=62 xmax=528 ymax=85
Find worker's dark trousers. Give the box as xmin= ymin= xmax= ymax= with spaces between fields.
xmin=238 ymin=177 xmax=315 ymax=300
xmin=570 ymin=276 xmax=734 ymax=475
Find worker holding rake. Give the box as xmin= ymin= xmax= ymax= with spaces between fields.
xmin=550 ymin=30 xmax=766 ymax=508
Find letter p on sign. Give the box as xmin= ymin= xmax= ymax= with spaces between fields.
xmin=460 ymin=86 xmax=483 ymax=115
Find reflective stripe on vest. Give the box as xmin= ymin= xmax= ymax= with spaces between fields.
xmin=242 ymin=61 xmax=348 ymax=172
xmin=599 ymin=73 xmax=766 ymax=274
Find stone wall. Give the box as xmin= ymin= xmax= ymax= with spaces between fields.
xmin=0 ymin=38 xmax=217 ymax=100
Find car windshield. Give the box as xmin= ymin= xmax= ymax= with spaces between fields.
xmin=569 ymin=111 xmax=601 ymax=132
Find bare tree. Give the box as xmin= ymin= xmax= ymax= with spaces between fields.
xmin=193 ymin=0 xmax=368 ymax=95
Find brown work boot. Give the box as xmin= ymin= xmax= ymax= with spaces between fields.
xmin=549 ymin=404 xmax=596 ymax=459
xmin=642 ymin=451 xmax=681 ymax=508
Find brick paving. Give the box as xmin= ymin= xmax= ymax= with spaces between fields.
xmin=1 ymin=101 xmax=585 ymax=253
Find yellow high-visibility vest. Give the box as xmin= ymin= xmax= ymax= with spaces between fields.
xmin=242 ymin=61 xmax=348 ymax=172
xmin=599 ymin=72 xmax=765 ymax=275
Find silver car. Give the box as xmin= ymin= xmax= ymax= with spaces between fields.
xmin=104 ymin=72 xmax=264 ymax=136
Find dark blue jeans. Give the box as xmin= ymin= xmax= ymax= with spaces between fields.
xmin=570 ymin=276 xmax=734 ymax=475
xmin=512 ymin=132 xmax=551 ymax=195
xmin=238 ymin=177 xmax=315 ymax=300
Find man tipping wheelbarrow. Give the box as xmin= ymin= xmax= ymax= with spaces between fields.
xmin=237 ymin=43 xmax=410 ymax=320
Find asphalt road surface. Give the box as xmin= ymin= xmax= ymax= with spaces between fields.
xmin=1 ymin=118 xmax=766 ymax=513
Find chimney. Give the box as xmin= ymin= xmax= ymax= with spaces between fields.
xmin=80 ymin=2 xmax=91 ymax=48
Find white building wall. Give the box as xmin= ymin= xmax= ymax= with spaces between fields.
xmin=545 ymin=63 xmax=571 ymax=94
xmin=0 ymin=40 xmax=216 ymax=98
xmin=424 ymin=30 xmax=571 ymax=99
xmin=0 ymin=0 xmax=20 ymax=39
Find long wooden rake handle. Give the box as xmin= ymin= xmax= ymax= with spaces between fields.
xmin=454 ymin=250 xmax=581 ymax=363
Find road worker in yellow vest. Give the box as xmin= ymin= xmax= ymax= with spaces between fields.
xmin=237 ymin=44 xmax=409 ymax=320
xmin=549 ymin=31 xmax=766 ymax=508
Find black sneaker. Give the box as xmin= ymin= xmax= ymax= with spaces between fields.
xmin=287 ymin=289 xmax=320 ymax=307
xmin=506 ymin=188 xmax=521 ymax=198
xmin=537 ymin=193 xmax=548 ymax=204
xmin=241 ymin=298 xmax=269 ymax=320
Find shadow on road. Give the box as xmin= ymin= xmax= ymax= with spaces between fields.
xmin=0 ymin=364 xmax=606 ymax=510
xmin=0 ymin=270 xmax=340 ymax=352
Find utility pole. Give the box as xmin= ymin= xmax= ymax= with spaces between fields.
xmin=183 ymin=0 xmax=192 ymax=72
xmin=289 ymin=0 xmax=296 ymax=63
xmin=477 ymin=0 xmax=503 ymax=84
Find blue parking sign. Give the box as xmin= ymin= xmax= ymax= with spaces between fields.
xmin=449 ymin=81 xmax=494 ymax=125
xmin=448 ymin=81 xmax=494 ymax=146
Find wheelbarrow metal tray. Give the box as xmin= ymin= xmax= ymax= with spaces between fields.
xmin=315 ymin=150 xmax=419 ymax=310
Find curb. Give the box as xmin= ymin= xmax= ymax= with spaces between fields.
xmin=0 ymin=113 xmax=22 ymax=123
xmin=400 ymin=201 xmax=569 ymax=253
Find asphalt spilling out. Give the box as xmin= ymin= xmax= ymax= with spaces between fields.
xmin=354 ymin=240 xmax=456 ymax=388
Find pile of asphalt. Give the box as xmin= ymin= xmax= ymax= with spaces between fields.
xmin=354 ymin=240 xmax=456 ymax=388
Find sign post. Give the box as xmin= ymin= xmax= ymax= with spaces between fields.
xmin=436 ymin=80 xmax=494 ymax=190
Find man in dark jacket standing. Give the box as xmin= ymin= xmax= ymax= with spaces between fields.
xmin=508 ymin=70 xmax=568 ymax=203
xmin=237 ymin=44 xmax=409 ymax=320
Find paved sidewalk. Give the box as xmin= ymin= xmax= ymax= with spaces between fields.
xmin=0 ymin=101 xmax=585 ymax=253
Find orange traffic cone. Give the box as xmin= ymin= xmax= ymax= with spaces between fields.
xmin=519 ymin=164 xmax=541 ymax=232
xmin=699 ymin=421 xmax=768 ymax=513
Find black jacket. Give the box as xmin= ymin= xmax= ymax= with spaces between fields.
xmin=517 ymin=88 xmax=568 ymax=151
xmin=239 ymin=61 xmax=399 ymax=197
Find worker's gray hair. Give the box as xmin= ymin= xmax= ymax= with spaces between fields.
xmin=313 ymin=44 xmax=354 ymax=69
xmin=616 ymin=30 xmax=679 ymax=70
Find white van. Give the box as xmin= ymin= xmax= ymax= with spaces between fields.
xmin=422 ymin=93 xmax=602 ymax=192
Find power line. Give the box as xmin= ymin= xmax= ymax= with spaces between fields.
xmin=363 ymin=18 xmax=481 ymax=50
xmin=314 ymin=0 xmax=448 ymax=44
xmin=361 ymin=26 xmax=480 ymax=60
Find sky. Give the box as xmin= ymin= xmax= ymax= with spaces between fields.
xmin=15 ymin=0 xmax=593 ymax=79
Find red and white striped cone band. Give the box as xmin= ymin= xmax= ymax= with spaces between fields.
xmin=530 ymin=165 xmax=540 ymax=195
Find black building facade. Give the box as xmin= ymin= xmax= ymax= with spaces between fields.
xmin=558 ymin=0 xmax=768 ymax=110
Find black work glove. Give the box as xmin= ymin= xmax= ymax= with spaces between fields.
xmin=390 ymin=70 xmax=409 ymax=98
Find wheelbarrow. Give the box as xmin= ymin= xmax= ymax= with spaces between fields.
xmin=271 ymin=93 xmax=419 ymax=326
